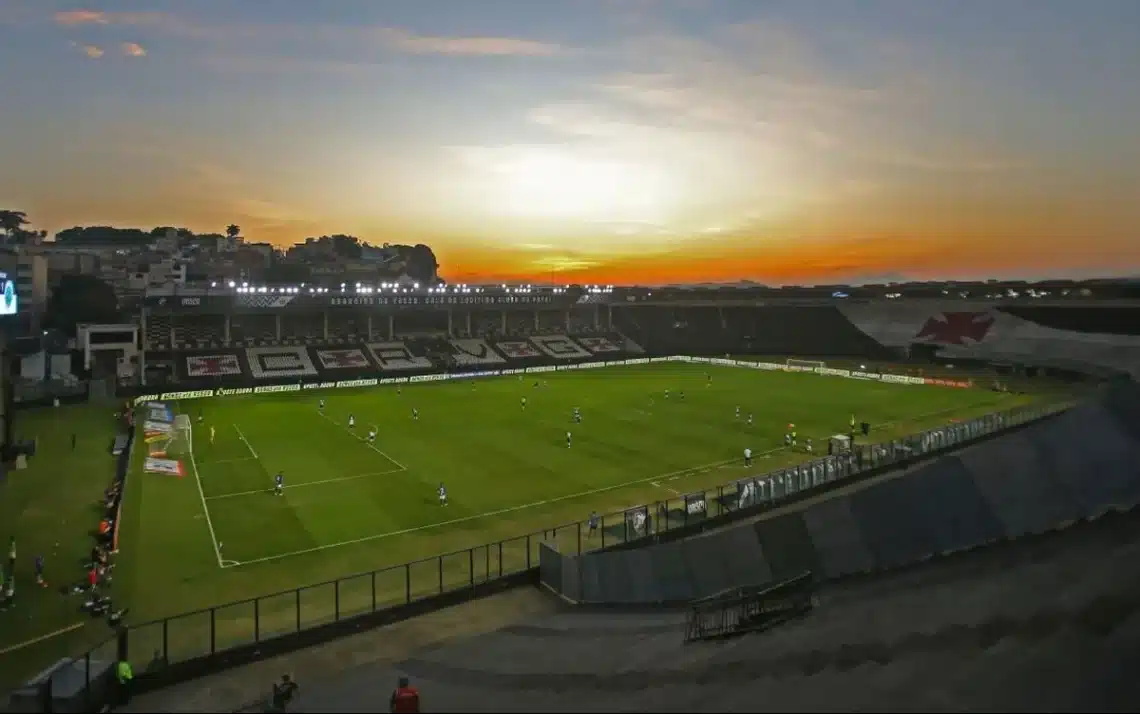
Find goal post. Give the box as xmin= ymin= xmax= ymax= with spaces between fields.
xmin=786 ymin=358 xmax=826 ymax=371
xmin=160 ymin=414 xmax=194 ymax=460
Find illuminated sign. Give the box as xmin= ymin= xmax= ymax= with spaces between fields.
xmin=0 ymin=272 xmax=17 ymax=316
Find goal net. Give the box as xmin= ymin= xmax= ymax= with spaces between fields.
xmin=155 ymin=414 xmax=193 ymax=460
xmin=786 ymin=358 xmax=825 ymax=371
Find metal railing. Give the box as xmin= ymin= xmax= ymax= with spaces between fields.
xmin=685 ymin=572 xmax=816 ymax=642
xmin=18 ymin=399 xmax=1067 ymax=711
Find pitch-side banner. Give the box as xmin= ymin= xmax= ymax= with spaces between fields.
xmin=144 ymin=457 xmax=185 ymax=477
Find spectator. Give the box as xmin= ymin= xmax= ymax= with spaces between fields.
xmin=390 ymin=676 xmax=420 ymax=713
xmin=115 ymin=658 xmax=133 ymax=705
xmin=271 ymin=674 xmax=298 ymax=712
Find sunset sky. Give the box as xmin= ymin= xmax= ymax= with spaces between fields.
xmin=1 ymin=0 xmax=1139 ymax=285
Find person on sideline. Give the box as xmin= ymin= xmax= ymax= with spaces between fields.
xmin=390 ymin=676 xmax=420 ymax=713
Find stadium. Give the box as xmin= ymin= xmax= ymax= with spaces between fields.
xmin=4 ymin=281 xmax=1140 ymax=711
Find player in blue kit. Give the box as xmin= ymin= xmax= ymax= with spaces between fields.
xmin=274 ymin=472 xmax=284 ymax=496
xmin=438 ymin=483 xmax=448 ymax=506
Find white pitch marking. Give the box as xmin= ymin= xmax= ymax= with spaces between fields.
xmin=186 ymin=416 xmax=226 ymax=568
xmin=204 ymin=468 xmax=407 ymax=500
xmin=233 ymin=424 xmax=259 ymax=460
xmin=222 ymin=456 xmax=741 ymax=568
xmin=222 ymin=388 xmax=1016 ymax=568
xmin=318 ymin=412 xmax=407 ymax=471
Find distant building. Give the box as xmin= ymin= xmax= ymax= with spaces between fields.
xmin=0 ymin=250 xmax=49 ymax=314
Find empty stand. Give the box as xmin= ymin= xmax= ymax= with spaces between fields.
xmin=575 ymin=335 xmax=623 ymax=354
xmin=312 ymin=346 xmax=374 ymax=370
xmin=530 ymin=334 xmax=591 ymax=359
xmin=493 ymin=339 xmax=543 ymax=360
xmin=367 ymin=341 xmax=433 ymax=371
xmin=448 ymin=338 xmax=506 ymax=366
xmin=245 ymin=346 xmax=318 ymax=379
xmin=184 ymin=353 xmax=244 ymax=379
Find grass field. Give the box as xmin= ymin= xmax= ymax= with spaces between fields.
xmin=2 ymin=360 xmax=1050 ymax=685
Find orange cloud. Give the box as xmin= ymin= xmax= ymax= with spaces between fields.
xmin=376 ymin=28 xmax=564 ymax=57
xmin=54 ymin=9 xmax=108 ymax=26
xmin=71 ymin=42 xmax=104 ymax=58
xmin=120 ymin=42 xmax=146 ymax=57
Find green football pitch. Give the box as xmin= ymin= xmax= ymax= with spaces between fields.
xmin=1 ymin=360 xmax=1046 ymax=684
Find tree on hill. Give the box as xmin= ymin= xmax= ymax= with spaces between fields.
xmin=55 ymin=226 xmax=153 ymax=246
xmin=0 ymin=210 xmax=29 ymax=243
xmin=44 ymin=274 xmax=120 ymax=335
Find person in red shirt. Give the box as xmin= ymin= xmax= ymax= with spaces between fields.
xmin=88 ymin=567 xmax=98 ymax=591
xmin=389 ymin=676 xmax=420 ymax=713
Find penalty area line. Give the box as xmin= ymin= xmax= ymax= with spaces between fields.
xmin=318 ymin=412 xmax=407 ymax=471
xmin=204 ymin=468 xmax=408 ymax=500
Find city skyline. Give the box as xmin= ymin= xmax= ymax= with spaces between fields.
xmin=2 ymin=0 xmax=1139 ymax=285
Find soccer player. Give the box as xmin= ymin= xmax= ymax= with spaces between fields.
xmin=34 ymin=554 xmax=45 ymax=587
xmin=706 ymin=373 xmax=712 ymax=386
xmin=197 ymin=410 xmax=204 ymax=424
xmin=348 ymin=414 xmax=355 ymax=429
xmin=735 ymin=406 xmax=741 ymax=419
xmin=665 ymin=389 xmax=670 ymax=400
xmin=747 ymin=413 xmax=753 ymax=426
xmin=274 ymin=472 xmax=284 ymax=496
xmin=566 ymin=431 xmax=572 ymax=448
xmin=791 ymin=428 xmax=797 ymax=447
xmin=521 ymin=396 xmax=527 ymax=410
xmin=210 ymin=426 xmax=216 ymax=444
xmin=368 ymin=427 xmax=377 ymax=443
xmin=588 ymin=511 xmax=600 ymax=537
xmin=412 ymin=408 xmax=419 ymax=421
xmin=319 ymin=398 xmax=326 ymax=413
xmin=679 ymin=391 xmax=684 ymax=401
xmin=573 ymin=407 xmax=581 ymax=424
xmin=784 ymin=432 xmax=792 ymax=446
xmin=438 ymin=483 xmax=448 ymax=506
xmin=806 ymin=438 xmax=813 ymax=455
xmin=744 ymin=447 xmax=752 ymax=467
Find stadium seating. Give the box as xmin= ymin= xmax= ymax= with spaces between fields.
xmin=183 ymin=352 xmax=246 ymax=379
xmin=245 ymin=346 xmax=318 ymax=379
xmin=170 ymin=315 xmax=225 ymax=350
xmin=530 ymin=334 xmax=592 ymax=359
xmin=448 ymin=338 xmax=506 ymax=366
xmin=367 ymin=341 xmax=434 ymax=371
xmin=573 ymin=333 xmax=624 ymax=355
xmin=491 ymin=338 xmax=545 ymax=363
xmin=144 ymin=314 xmax=173 ymax=351
xmin=280 ymin=313 xmax=324 ymax=344
xmin=310 ymin=346 xmax=376 ymax=372
xmin=613 ymin=306 xmax=897 ymax=359
xmin=230 ymin=315 xmax=277 ymax=347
